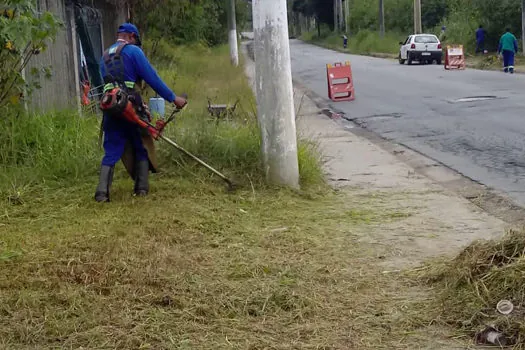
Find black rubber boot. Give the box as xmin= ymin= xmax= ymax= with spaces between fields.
xmin=95 ymin=165 xmax=114 ymax=202
xmin=134 ymin=160 xmax=149 ymax=197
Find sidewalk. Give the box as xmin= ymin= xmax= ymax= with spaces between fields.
xmin=242 ymin=42 xmax=506 ymax=270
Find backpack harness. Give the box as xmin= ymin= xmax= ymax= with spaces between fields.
xmin=99 ymin=42 xmax=149 ymax=123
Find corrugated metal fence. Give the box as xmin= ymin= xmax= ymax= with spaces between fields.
xmin=24 ymin=0 xmax=128 ymax=112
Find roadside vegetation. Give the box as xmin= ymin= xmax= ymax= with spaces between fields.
xmin=301 ymin=29 xmax=402 ymax=57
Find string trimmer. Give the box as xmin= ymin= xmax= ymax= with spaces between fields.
xmin=99 ymin=88 xmax=235 ymax=190
xmin=148 ymin=107 xmax=236 ymax=190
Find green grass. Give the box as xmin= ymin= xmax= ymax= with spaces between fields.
xmin=0 ymin=109 xmax=101 ymax=192
xmin=302 ymin=30 xmax=404 ymax=57
xmin=0 ymin=41 xmax=324 ymax=197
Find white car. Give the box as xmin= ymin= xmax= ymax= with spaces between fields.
xmin=398 ymin=34 xmax=443 ymax=65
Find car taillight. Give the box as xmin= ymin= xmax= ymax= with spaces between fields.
xmin=411 ymin=43 xmax=416 ymax=49
xmin=438 ymin=44 xmax=442 ymax=49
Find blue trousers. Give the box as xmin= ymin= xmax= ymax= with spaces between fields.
xmin=475 ymin=40 xmax=485 ymax=53
xmin=502 ymin=50 xmax=515 ymax=73
xmin=101 ymin=115 xmax=148 ymax=167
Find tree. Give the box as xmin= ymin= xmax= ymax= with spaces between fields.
xmin=422 ymin=0 xmax=448 ymax=29
xmin=473 ymin=0 xmax=522 ymax=49
xmin=0 ymin=0 xmax=62 ymax=110
xmin=124 ymin=0 xmax=250 ymax=47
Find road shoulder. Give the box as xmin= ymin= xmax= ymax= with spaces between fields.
xmin=242 ymin=40 xmax=514 ymax=348
xmin=243 ymin=40 xmax=508 ymax=265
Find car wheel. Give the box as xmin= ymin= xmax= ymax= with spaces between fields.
xmin=398 ymin=54 xmax=405 ymax=65
xmin=437 ymin=59 xmax=442 ymax=65
xmin=407 ymin=53 xmax=413 ymax=65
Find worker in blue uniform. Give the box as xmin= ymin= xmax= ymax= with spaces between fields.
xmin=475 ymin=25 xmax=486 ymax=54
xmin=95 ymin=23 xmax=187 ymax=202
xmin=498 ymin=28 xmax=519 ymax=74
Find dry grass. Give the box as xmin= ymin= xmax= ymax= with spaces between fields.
xmin=418 ymin=229 xmax=525 ymax=348
xmin=466 ymin=53 xmax=525 ymax=73
xmin=0 ymin=176 xmax=448 ymax=349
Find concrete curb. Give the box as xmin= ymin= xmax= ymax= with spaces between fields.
xmin=291 ymin=78 xmax=525 ymax=227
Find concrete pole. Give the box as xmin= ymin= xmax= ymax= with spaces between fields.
xmin=338 ymin=0 xmax=344 ymax=31
xmin=334 ymin=0 xmax=338 ymax=32
xmin=227 ymin=0 xmax=239 ymax=66
xmin=379 ymin=0 xmax=385 ymax=37
xmin=345 ymin=0 xmax=350 ymax=34
xmin=69 ymin=9 xmax=81 ymax=115
xmin=522 ymin=0 xmax=525 ymax=54
xmin=252 ymin=0 xmax=300 ymax=188
xmin=414 ymin=0 xmax=422 ymax=34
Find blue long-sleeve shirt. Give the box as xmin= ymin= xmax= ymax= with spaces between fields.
xmin=475 ymin=28 xmax=485 ymax=43
xmin=100 ymin=41 xmax=176 ymax=102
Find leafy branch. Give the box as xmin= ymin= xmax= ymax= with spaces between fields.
xmin=0 ymin=0 xmax=62 ymax=110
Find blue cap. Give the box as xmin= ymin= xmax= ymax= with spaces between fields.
xmin=117 ymin=23 xmax=141 ymax=47
xmin=118 ymin=23 xmax=140 ymax=37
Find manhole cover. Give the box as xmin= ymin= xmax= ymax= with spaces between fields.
xmin=451 ymin=96 xmax=498 ymax=103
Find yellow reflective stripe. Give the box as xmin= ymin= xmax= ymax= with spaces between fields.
xmin=103 ymin=81 xmax=135 ymax=92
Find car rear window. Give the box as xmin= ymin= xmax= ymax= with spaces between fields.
xmin=414 ymin=35 xmax=438 ymax=43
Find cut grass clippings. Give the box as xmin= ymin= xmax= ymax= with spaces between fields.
xmin=0 ymin=177 xmax=440 ymax=349
xmin=417 ymin=229 xmax=525 ymax=348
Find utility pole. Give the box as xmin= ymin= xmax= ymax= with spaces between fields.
xmin=522 ymin=0 xmax=525 ymax=54
xmin=379 ymin=0 xmax=385 ymax=37
xmin=227 ymin=0 xmax=239 ymax=66
xmin=334 ymin=0 xmax=339 ymax=32
xmin=339 ymin=0 xmax=344 ymax=31
xmin=345 ymin=0 xmax=350 ymax=34
xmin=333 ymin=0 xmax=343 ymax=32
xmin=414 ymin=0 xmax=422 ymax=34
xmin=252 ymin=0 xmax=300 ymax=188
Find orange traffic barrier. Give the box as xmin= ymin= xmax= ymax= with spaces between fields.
xmin=444 ymin=45 xmax=466 ymax=70
xmin=326 ymin=61 xmax=355 ymax=102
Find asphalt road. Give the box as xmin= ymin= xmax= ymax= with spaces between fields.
xmin=290 ymin=40 xmax=525 ymax=207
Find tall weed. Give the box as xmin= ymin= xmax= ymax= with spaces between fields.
xmin=0 ymin=42 xmax=325 ymax=195
xmin=0 ymin=109 xmax=101 ymax=192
